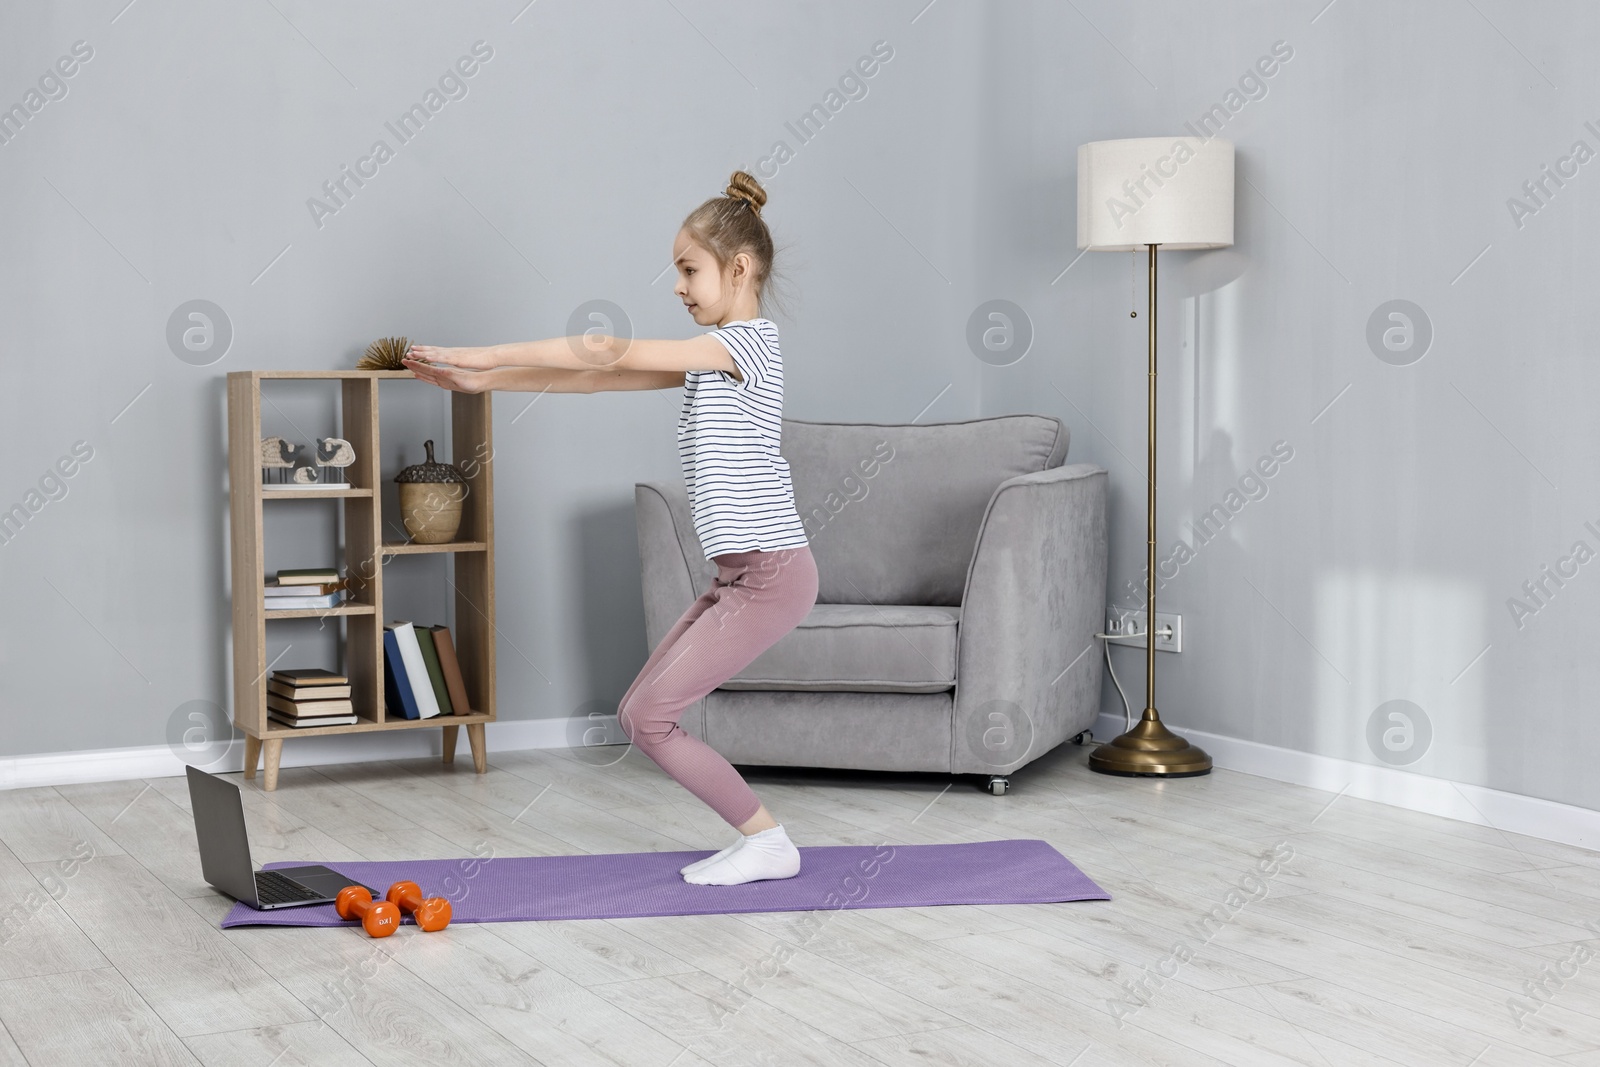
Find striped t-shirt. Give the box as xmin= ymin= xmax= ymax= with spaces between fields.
xmin=676 ymin=318 xmax=809 ymax=560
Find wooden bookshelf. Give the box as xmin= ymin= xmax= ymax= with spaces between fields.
xmin=226 ymin=370 xmax=497 ymax=790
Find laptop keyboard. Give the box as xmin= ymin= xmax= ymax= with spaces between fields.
xmin=254 ymin=870 xmax=321 ymax=905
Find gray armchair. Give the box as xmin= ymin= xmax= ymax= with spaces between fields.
xmin=632 ymin=414 xmax=1108 ymax=794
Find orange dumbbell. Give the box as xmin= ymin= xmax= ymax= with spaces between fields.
xmin=385 ymin=880 xmax=452 ymax=932
xmin=334 ymin=886 xmax=401 ymax=938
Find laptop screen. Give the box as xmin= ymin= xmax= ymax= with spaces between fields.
xmin=186 ymin=765 xmax=259 ymax=904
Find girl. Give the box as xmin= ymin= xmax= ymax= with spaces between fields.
xmin=404 ymin=171 xmax=817 ymax=887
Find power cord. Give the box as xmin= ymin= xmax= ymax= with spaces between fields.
xmin=1094 ymin=616 xmax=1176 ymax=731
xmin=1093 ymin=630 xmax=1139 ymax=733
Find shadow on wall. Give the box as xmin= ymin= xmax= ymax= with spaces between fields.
xmin=1110 ymin=430 xmax=1253 ymax=619
xmin=1111 ymin=249 xmax=1267 ymax=617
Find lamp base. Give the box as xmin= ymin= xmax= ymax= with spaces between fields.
xmin=1088 ymin=709 xmax=1212 ymax=777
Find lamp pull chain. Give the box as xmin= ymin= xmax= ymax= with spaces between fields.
xmin=1130 ymin=250 xmax=1138 ymax=318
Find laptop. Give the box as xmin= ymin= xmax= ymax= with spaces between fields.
xmin=186 ymin=765 xmax=368 ymax=909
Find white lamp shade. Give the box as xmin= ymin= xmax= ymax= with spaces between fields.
xmin=1077 ymin=137 xmax=1235 ymax=251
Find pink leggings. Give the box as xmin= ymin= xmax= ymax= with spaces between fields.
xmin=617 ymin=545 xmax=818 ymax=827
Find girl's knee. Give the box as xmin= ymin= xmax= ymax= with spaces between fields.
xmin=617 ymin=696 xmax=670 ymax=748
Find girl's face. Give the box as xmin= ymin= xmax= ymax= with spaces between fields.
xmin=672 ymin=229 xmax=750 ymax=327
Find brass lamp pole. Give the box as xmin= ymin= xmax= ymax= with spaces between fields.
xmin=1087 ymin=243 xmax=1210 ymax=776
xmin=1074 ymin=137 xmax=1235 ymax=778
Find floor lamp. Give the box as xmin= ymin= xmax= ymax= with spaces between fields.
xmin=1076 ymin=136 xmax=1235 ymax=777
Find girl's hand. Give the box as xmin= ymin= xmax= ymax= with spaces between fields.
xmin=405 ymin=344 xmax=498 ymax=371
xmin=403 ymin=356 xmax=492 ymax=394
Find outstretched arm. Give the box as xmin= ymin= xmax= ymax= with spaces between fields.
xmin=404 ymin=362 xmax=683 ymax=395
xmin=402 ymin=363 xmax=583 ymax=394
xmin=406 ymin=333 xmax=742 ymax=382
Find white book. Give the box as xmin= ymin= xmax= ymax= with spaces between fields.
xmin=388 ymin=621 xmax=441 ymax=719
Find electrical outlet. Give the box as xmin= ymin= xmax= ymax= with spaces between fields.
xmin=1105 ymin=608 xmax=1182 ymax=653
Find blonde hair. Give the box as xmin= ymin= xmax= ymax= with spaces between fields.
xmin=681 ymin=170 xmax=780 ymax=315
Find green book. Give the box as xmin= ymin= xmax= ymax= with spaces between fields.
xmin=412 ymin=626 xmax=456 ymax=715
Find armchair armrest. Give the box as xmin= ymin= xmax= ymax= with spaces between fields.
xmin=953 ymin=463 xmax=1108 ymax=775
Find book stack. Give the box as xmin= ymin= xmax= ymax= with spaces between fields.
xmin=383 ymin=621 xmax=472 ymax=719
xmin=264 ymin=568 xmax=347 ymax=611
xmin=267 ymin=668 xmax=358 ymax=728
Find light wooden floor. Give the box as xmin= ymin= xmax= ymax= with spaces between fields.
xmin=0 ymin=739 xmax=1597 ymax=1066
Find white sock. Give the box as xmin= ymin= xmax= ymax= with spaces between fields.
xmin=683 ymin=824 xmax=801 ymax=886
xmin=679 ymin=833 xmax=746 ymax=875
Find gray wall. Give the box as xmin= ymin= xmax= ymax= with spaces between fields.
xmin=4 ymin=2 xmax=1596 ymax=815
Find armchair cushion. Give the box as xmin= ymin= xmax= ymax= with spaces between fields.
xmin=717 ymin=603 xmax=959 ymax=693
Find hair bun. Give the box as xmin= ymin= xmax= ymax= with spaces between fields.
xmin=725 ymin=170 xmax=768 ymax=216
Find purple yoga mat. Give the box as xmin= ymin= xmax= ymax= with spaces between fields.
xmin=220 ymin=839 xmax=1107 ymax=928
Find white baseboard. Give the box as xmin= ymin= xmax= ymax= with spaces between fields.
xmin=1094 ymin=713 xmax=1600 ymax=853
xmin=0 ymin=716 xmax=629 ymax=793
xmin=7 ymin=713 xmax=1595 ymax=854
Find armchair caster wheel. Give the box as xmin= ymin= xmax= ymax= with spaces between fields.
xmin=985 ymin=775 xmax=1009 ymax=796
xmin=1071 ymin=731 xmax=1092 ymax=746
